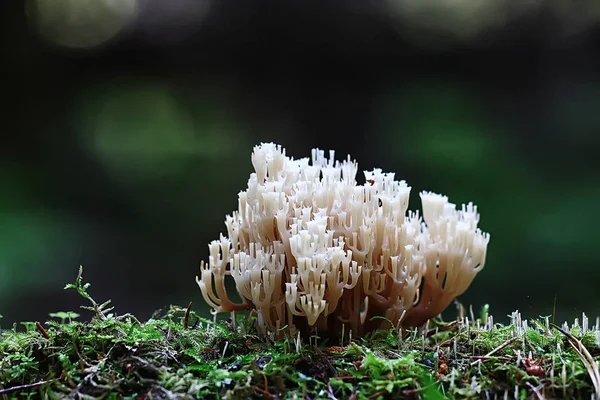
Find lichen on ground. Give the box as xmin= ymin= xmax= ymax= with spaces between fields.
xmin=1 ymin=270 xmax=599 ymax=399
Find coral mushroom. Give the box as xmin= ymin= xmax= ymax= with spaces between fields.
xmin=196 ymin=143 xmax=490 ymax=336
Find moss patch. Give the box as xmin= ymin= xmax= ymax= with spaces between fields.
xmin=1 ymin=269 xmax=599 ymax=399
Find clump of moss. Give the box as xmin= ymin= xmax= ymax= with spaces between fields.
xmin=1 ymin=268 xmax=599 ymax=399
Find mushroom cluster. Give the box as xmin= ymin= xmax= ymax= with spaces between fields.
xmin=197 ymin=143 xmax=490 ymax=336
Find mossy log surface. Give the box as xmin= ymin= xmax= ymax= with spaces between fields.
xmin=1 ymin=271 xmax=599 ymax=399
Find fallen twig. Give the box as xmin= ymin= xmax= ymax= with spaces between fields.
xmin=184 ymin=301 xmax=192 ymax=330
xmin=368 ymin=389 xmax=388 ymax=399
xmin=526 ymin=382 xmax=546 ymax=400
xmin=425 ymin=321 xmax=459 ymax=338
xmin=36 ymin=321 xmax=50 ymax=339
xmin=0 ymin=379 xmax=57 ymax=395
xmin=326 ymin=381 xmax=339 ymax=400
xmin=471 ymin=337 xmax=518 ymax=366
xmin=467 ymin=355 xmax=512 ymax=362
xmin=251 ymin=385 xmax=274 ymax=398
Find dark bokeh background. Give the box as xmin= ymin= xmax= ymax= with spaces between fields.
xmin=2 ymin=0 xmax=600 ymax=327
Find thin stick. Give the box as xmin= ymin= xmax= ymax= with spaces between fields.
xmin=467 ymin=355 xmax=512 ymax=361
xmin=250 ymin=385 xmax=273 ymax=398
xmin=184 ymin=301 xmax=192 ymax=330
xmin=386 ymin=350 xmax=402 ymax=359
xmin=425 ymin=321 xmax=459 ymax=338
xmin=35 ymin=321 xmax=50 ymax=339
xmin=263 ymin=374 xmax=270 ymax=394
xmin=368 ymin=390 xmax=389 ymax=399
xmin=326 ymin=381 xmax=339 ymax=400
xmin=471 ymin=337 xmax=518 ymax=366
xmin=526 ymin=382 xmax=545 ymax=400
xmin=0 ymin=379 xmax=57 ymax=395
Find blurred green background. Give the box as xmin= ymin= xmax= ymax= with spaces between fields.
xmin=2 ymin=0 xmax=600 ymax=326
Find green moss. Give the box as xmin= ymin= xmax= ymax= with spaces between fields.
xmin=1 ymin=269 xmax=598 ymax=399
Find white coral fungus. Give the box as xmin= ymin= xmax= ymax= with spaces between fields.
xmin=196 ymin=143 xmax=490 ymax=336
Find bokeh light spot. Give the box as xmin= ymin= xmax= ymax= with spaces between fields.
xmin=77 ymin=79 xmax=245 ymax=185
xmin=0 ymin=211 xmax=80 ymax=296
xmin=26 ymin=0 xmax=139 ymax=49
xmin=383 ymin=0 xmax=537 ymax=47
xmin=376 ymin=82 xmax=491 ymax=170
xmin=529 ymin=184 xmax=599 ymax=251
xmin=546 ymin=82 xmax=600 ymax=145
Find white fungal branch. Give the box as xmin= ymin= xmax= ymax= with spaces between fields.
xmin=197 ymin=143 xmax=490 ymax=335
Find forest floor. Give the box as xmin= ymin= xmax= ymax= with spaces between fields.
xmin=1 ymin=268 xmax=599 ymax=400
